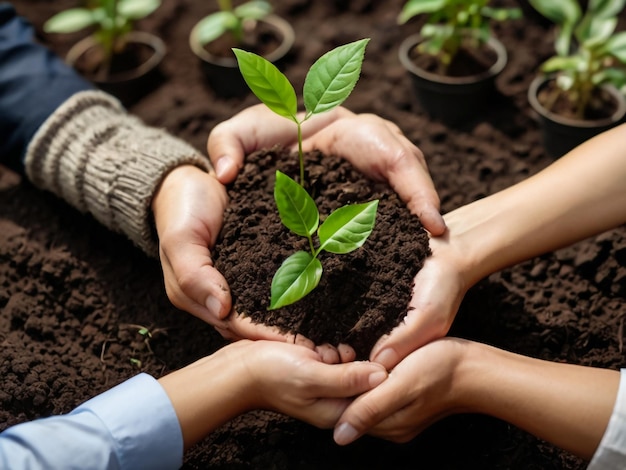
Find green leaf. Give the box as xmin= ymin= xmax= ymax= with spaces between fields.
xmin=541 ymin=55 xmax=582 ymax=73
xmin=318 ymin=200 xmax=379 ymax=254
xmin=589 ymin=0 xmax=626 ymax=19
xmin=44 ymin=8 xmax=96 ymax=33
xmin=578 ymin=17 xmax=617 ymax=46
xmin=274 ymin=171 xmax=319 ymax=237
xmin=397 ymin=0 xmax=446 ymax=24
xmin=233 ymin=49 xmax=298 ymax=120
xmin=528 ymin=0 xmax=581 ymax=26
xmin=602 ymin=31 xmax=626 ymax=63
xmin=234 ymin=0 xmax=272 ymax=20
xmin=118 ymin=0 xmax=161 ymax=20
xmin=303 ymin=38 xmax=369 ymax=115
xmin=195 ymin=12 xmax=237 ymax=45
xmin=270 ymin=251 xmax=322 ymax=309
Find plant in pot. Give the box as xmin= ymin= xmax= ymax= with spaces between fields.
xmin=189 ymin=0 xmax=295 ymax=98
xmin=527 ymin=0 xmax=626 ymax=158
xmin=44 ymin=0 xmax=165 ymax=106
xmin=397 ymin=0 xmax=522 ymax=126
xmin=211 ymin=39 xmax=431 ymax=360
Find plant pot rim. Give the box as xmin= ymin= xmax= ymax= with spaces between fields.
xmin=528 ymin=74 xmax=626 ymax=129
xmin=65 ymin=31 xmax=166 ymax=85
xmin=398 ymin=33 xmax=507 ymax=85
xmin=189 ymin=14 xmax=295 ymax=67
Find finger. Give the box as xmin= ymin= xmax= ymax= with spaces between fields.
xmin=370 ymin=307 xmax=449 ymax=370
xmin=208 ymin=104 xmax=303 ymax=183
xmin=338 ymin=343 xmax=357 ymax=363
xmin=304 ymin=360 xmax=388 ymax=399
xmin=214 ymin=311 xmax=302 ymax=344
xmin=333 ymin=378 xmax=399 ymax=446
xmin=162 ymin=240 xmax=232 ymax=321
xmin=315 ymin=343 xmax=340 ymax=364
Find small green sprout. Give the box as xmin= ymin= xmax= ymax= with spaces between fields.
xmin=234 ymin=38 xmax=379 ymax=310
xmin=194 ymin=0 xmax=272 ymax=47
xmin=129 ymin=357 xmax=142 ymax=368
xmin=44 ymin=0 xmax=161 ymax=62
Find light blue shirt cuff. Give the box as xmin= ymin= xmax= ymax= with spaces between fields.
xmin=588 ymin=368 xmax=626 ymax=470
xmin=0 ymin=373 xmax=183 ymax=470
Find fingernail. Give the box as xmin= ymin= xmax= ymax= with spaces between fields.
xmin=373 ymin=348 xmax=397 ymax=370
xmin=334 ymin=422 xmax=359 ymax=446
xmin=368 ymin=370 xmax=387 ymax=387
xmin=214 ymin=156 xmax=232 ymax=180
xmin=205 ymin=296 xmax=223 ymax=318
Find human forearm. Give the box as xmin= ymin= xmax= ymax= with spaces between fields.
xmin=460 ymin=342 xmax=619 ymax=459
xmin=158 ymin=347 xmax=252 ymax=450
xmin=25 ymin=90 xmax=212 ymax=256
xmin=445 ymin=123 xmax=626 ymax=286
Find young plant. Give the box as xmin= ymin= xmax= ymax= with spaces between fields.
xmin=233 ymin=38 xmax=379 ymax=310
xmin=44 ymin=0 xmax=161 ymax=62
xmin=398 ymin=0 xmax=522 ymax=72
xmin=193 ymin=0 xmax=272 ymax=47
xmin=529 ymin=0 xmax=626 ymax=119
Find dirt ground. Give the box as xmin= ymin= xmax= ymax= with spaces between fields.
xmin=2 ymin=1 xmax=626 ymax=468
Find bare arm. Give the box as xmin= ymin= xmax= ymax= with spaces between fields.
xmin=336 ymin=338 xmax=619 ymax=461
xmin=371 ymin=123 xmax=626 ymax=369
xmin=450 ymin=122 xmax=626 ymax=287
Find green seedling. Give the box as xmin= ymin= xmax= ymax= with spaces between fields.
xmin=194 ymin=0 xmax=272 ymax=47
xmin=398 ymin=0 xmax=522 ymax=72
xmin=234 ymin=38 xmax=379 ymax=310
xmin=529 ymin=0 xmax=626 ymax=119
xmin=44 ymin=0 xmax=161 ymax=63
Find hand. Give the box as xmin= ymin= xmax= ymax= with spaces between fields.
xmin=152 ymin=165 xmax=307 ymax=344
xmin=369 ymin=231 xmax=469 ymax=369
xmin=207 ymin=104 xmax=446 ymax=236
xmin=240 ymin=341 xmax=388 ymax=427
xmin=333 ymin=337 xmax=467 ymax=446
xmin=160 ymin=340 xmax=388 ymax=449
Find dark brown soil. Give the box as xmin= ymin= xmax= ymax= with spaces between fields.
xmin=212 ymin=147 xmax=429 ymax=361
xmin=411 ymin=39 xmax=498 ymax=77
xmin=3 ymin=1 xmax=626 ymax=469
xmin=537 ymin=78 xmax=621 ymax=121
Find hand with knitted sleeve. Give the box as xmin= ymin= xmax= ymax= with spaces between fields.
xmin=24 ymin=89 xmax=233 ymax=324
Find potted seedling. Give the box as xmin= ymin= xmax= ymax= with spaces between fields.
xmin=527 ymin=0 xmax=626 ymax=157
xmin=397 ymin=0 xmax=522 ymax=125
xmin=189 ymin=0 xmax=295 ymax=98
xmin=44 ymin=0 xmax=164 ymax=106
xmin=211 ymin=39 xmax=431 ymax=359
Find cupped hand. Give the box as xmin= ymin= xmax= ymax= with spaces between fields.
xmin=207 ymin=104 xmax=446 ymax=236
xmin=237 ymin=340 xmax=388 ymax=428
xmin=152 ymin=165 xmax=312 ymax=345
xmin=368 ymin=231 xmax=469 ymax=370
xmin=334 ymin=337 xmax=469 ymax=445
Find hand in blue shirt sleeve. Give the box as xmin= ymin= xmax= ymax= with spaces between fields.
xmin=0 ymin=373 xmax=183 ymax=470
xmin=0 ymin=2 xmax=93 ymax=173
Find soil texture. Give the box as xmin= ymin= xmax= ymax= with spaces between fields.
xmin=3 ymin=1 xmax=626 ymax=469
xmin=212 ymin=147 xmax=429 ymax=361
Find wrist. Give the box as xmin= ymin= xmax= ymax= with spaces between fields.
xmin=441 ymin=199 xmax=515 ymax=288
xmin=159 ymin=344 xmax=255 ymax=450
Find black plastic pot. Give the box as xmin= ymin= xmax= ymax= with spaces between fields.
xmin=528 ymin=75 xmax=626 ymax=158
xmin=398 ymin=34 xmax=507 ymax=126
xmin=189 ymin=15 xmax=295 ymax=98
xmin=66 ymin=31 xmax=166 ymax=106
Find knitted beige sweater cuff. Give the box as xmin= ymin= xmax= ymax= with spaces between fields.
xmin=24 ymin=90 xmax=211 ymax=257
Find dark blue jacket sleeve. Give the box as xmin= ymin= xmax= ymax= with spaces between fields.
xmin=0 ymin=3 xmax=93 ymax=173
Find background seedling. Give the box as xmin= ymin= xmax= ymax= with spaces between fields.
xmin=234 ymin=38 xmax=379 ymax=309
xmin=193 ymin=0 xmax=272 ymax=47
xmin=44 ymin=0 xmax=161 ymax=65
